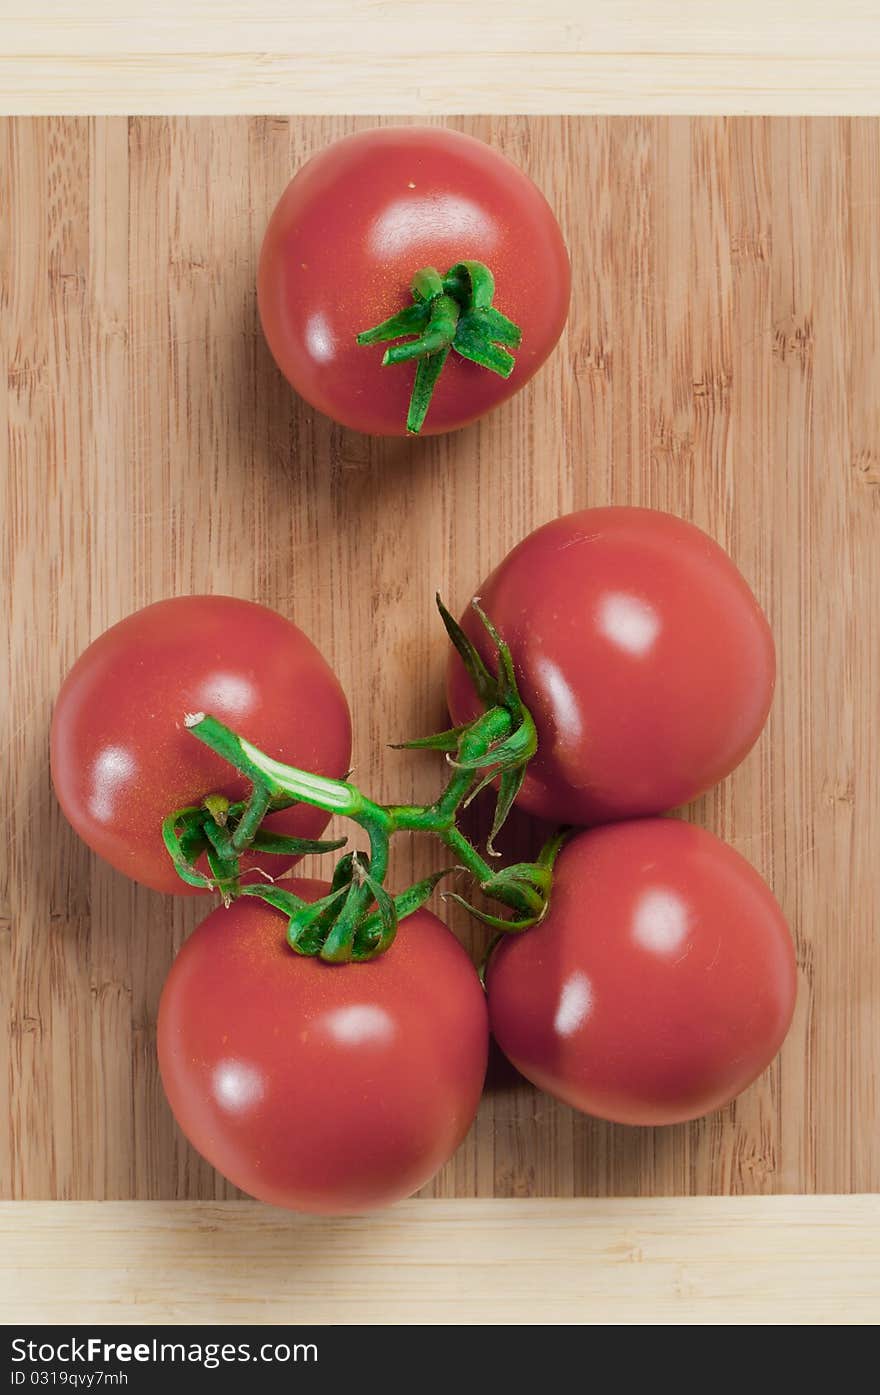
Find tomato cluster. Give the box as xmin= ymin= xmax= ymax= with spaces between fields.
xmin=448 ymin=508 xmax=795 ymax=1128
xmin=49 ymin=128 xmax=796 ymax=1215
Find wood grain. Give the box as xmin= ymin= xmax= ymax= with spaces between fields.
xmin=2 ymin=1196 xmax=879 ymax=1325
xmin=2 ymin=2 xmax=880 ymax=115
xmin=2 ymin=117 xmax=879 ymax=1203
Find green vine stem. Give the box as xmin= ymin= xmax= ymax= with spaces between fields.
xmin=163 ymin=598 xmax=558 ymax=963
xmin=356 ymin=261 xmax=523 ymax=434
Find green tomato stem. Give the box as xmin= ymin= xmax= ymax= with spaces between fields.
xmin=186 ymin=705 xmax=544 ymax=929
xmin=230 ymin=781 xmax=272 ymax=852
xmin=170 ymin=598 xmax=552 ymax=961
xmin=185 ymin=712 xmax=363 ymax=816
xmin=356 ymin=260 xmax=523 ymax=435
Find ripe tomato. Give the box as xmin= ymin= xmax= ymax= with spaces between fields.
xmin=157 ymin=885 xmax=488 ymax=1212
xmin=448 ymin=508 xmax=775 ymax=824
xmin=50 ymin=597 xmax=352 ymax=895
xmin=258 ymin=126 xmax=570 ymax=436
xmin=487 ymin=820 xmax=796 ymax=1126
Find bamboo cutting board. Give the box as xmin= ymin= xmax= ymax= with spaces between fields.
xmin=2 ymin=116 xmax=878 ymax=1202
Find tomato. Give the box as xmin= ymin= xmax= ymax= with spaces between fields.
xmin=157 ymin=884 xmax=488 ymax=1212
xmin=448 ymin=508 xmax=775 ymax=824
xmin=258 ymin=126 xmax=570 ymax=436
xmin=50 ymin=597 xmax=352 ymax=895
xmin=487 ymin=820 xmax=796 ymax=1126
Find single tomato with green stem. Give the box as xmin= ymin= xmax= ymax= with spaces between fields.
xmin=258 ymin=126 xmax=570 ymax=436
xmin=448 ymin=507 xmax=776 ymax=826
xmin=158 ymin=885 xmax=489 ymax=1213
xmin=486 ymin=820 xmax=797 ymax=1126
xmin=50 ymin=596 xmax=352 ymax=894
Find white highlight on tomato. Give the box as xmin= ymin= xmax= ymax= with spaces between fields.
xmin=368 ymin=194 xmax=495 ymax=256
xmin=305 ymin=311 xmax=335 ymax=363
xmin=553 ymin=972 xmax=593 ymax=1037
xmin=212 ymin=1060 xmax=266 ymax=1114
xmin=322 ymin=1004 xmax=397 ymax=1047
xmin=536 ymin=657 xmax=582 ymax=742
xmin=597 ymin=592 xmax=661 ymax=657
xmin=196 ymin=672 xmax=257 ymax=718
xmin=632 ymin=888 xmax=690 ymax=955
xmin=88 ymin=745 xmax=137 ymax=823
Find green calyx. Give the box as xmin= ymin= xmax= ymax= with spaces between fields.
xmin=395 ymin=596 xmax=538 ymax=857
xmin=446 ymin=828 xmax=568 ymax=934
xmin=239 ymin=856 xmax=454 ymax=964
xmin=162 ymin=793 xmax=346 ymax=904
xmin=356 ymin=261 xmax=523 ymax=434
xmin=163 ymin=598 xmax=556 ymax=964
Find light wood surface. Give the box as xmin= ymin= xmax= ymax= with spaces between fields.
xmin=2 ymin=116 xmax=878 ymax=1207
xmin=2 ymin=1196 xmax=878 ymax=1324
xmin=2 ymin=2 xmax=880 ymax=114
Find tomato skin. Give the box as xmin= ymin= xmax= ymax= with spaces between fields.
xmin=447 ymin=507 xmax=775 ymax=824
xmin=258 ymin=126 xmax=570 ymax=436
xmin=157 ymin=885 xmax=488 ymax=1213
xmin=487 ymin=821 xmax=796 ymax=1126
xmin=50 ymin=597 xmax=352 ymax=895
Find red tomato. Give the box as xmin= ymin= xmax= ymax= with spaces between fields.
xmin=50 ymin=597 xmax=351 ymax=895
xmin=258 ymin=126 xmax=570 ymax=435
xmin=448 ymin=508 xmax=775 ymax=824
xmin=157 ymin=885 xmax=488 ymax=1212
xmin=487 ymin=820 xmax=796 ymax=1126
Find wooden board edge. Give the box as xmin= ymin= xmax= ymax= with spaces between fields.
xmin=2 ymin=1196 xmax=879 ymax=1324
xmin=1 ymin=4 xmax=880 ymax=115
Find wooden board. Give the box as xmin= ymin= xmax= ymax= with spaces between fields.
xmin=3 ymin=1196 xmax=879 ymax=1325
xmin=3 ymin=1 xmax=880 ymax=116
xmin=2 ymin=116 xmax=879 ymax=1204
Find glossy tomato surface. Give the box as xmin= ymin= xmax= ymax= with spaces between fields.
xmin=487 ymin=821 xmax=796 ymax=1126
xmin=448 ymin=507 xmax=775 ymax=824
xmin=51 ymin=597 xmax=352 ymax=894
xmin=157 ymin=885 xmax=489 ymax=1212
xmin=258 ymin=126 xmax=570 ymax=435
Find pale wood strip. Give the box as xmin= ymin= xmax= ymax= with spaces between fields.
xmin=1 ymin=1196 xmax=877 ymax=1325
xmin=2 ymin=0 xmax=880 ymax=117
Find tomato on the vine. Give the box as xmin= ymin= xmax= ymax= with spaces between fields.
xmin=487 ymin=820 xmax=796 ymax=1126
xmin=447 ymin=507 xmax=776 ymax=825
xmin=50 ymin=596 xmax=352 ymax=894
xmin=258 ymin=126 xmax=570 ymax=436
xmin=157 ymin=885 xmax=489 ymax=1212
